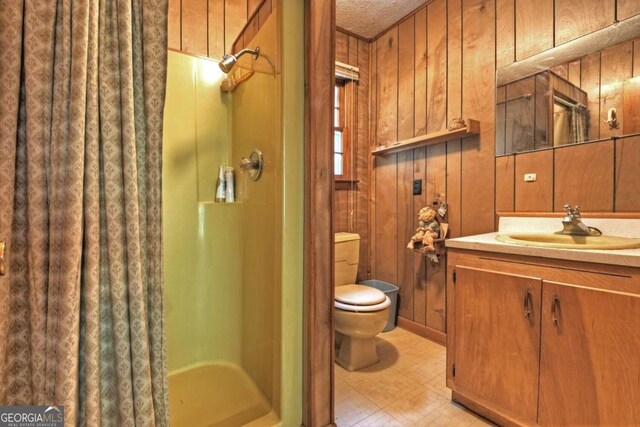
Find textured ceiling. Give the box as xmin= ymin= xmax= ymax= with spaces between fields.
xmin=336 ymin=0 xmax=427 ymax=40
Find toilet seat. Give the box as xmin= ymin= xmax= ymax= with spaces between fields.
xmin=335 ymin=285 xmax=391 ymax=312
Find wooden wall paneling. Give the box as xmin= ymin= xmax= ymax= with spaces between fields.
xmin=447 ymin=141 xmax=462 ymax=237
xmin=377 ymin=28 xmax=399 ymax=145
xmin=348 ymin=36 xmax=359 ymax=67
xmin=460 ymin=0 xmax=496 ymax=236
xmin=555 ymin=0 xmax=615 ymax=45
xmin=550 ymin=64 xmax=569 ymax=80
xmin=348 ymin=36 xmax=359 ymax=234
xmin=495 ymin=0 xmax=515 ymax=68
xmin=446 ymin=0 xmax=463 ymax=237
xmin=374 ymin=29 xmax=399 ymax=284
xmin=369 ymin=43 xmax=378 ymax=278
xmin=515 ymin=0 xmax=553 ymax=61
xmin=247 ymin=0 xmax=261 ymax=17
xmin=225 ymin=0 xmax=247 ymax=53
xmin=581 ymin=53 xmax=602 ymax=141
xmin=208 ymin=0 xmax=225 ymax=59
xmin=335 ymin=31 xmax=348 ymax=63
xmin=615 ymin=136 xmax=640 ymax=212
xmin=495 ymin=155 xmax=515 ymax=213
xmin=168 ymin=0 xmax=181 ymax=50
xmin=425 ymin=142 xmax=447 ymax=332
xmin=617 ymin=0 xmax=640 ymax=21
xmin=624 ymin=77 xmax=640 ymax=134
xmin=182 ymin=0 xmax=209 ymax=56
xmin=599 ymin=41 xmax=633 ymax=138
xmin=567 ymin=60 xmax=581 ymax=86
xmin=414 ymin=7 xmax=428 ymax=136
xmin=425 ymin=255 xmax=446 ymax=331
xmin=426 ymin=0 xmax=447 ymax=133
xmin=515 ymin=150 xmax=554 ymax=211
xmin=426 ymin=143 xmax=447 ymax=202
xmin=258 ymin=0 xmax=272 ymax=27
xmin=398 ymin=16 xmax=416 ymax=141
xmin=304 ymin=0 xmax=335 ymax=424
xmin=333 ymin=191 xmax=348 ymax=232
xmin=554 ymin=140 xmax=614 ymax=212
xmin=447 ymin=0 xmax=462 ymax=125
xmin=242 ymin=12 xmax=260 ymax=46
xmin=397 ymin=19 xmax=415 ymax=320
xmin=375 ymin=154 xmax=399 ymax=284
xmin=356 ymin=39 xmax=370 ymax=279
xmin=413 ymin=148 xmax=427 ymax=325
xmin=397 ymin=152 xmax=415 ymax=319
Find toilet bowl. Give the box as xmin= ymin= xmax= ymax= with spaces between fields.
xmin=334 ymin=233 xmax=390 ymax=371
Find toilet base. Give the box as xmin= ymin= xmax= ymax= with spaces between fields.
xmin=335 ymin=332 xmax=379 ymax=371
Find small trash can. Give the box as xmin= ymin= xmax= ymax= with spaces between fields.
xmin=359 ymin=279 xmax=399 ymax=332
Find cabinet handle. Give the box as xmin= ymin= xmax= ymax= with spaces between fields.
xmin=523 ymin=288 xmax=533 ymax=319
xmin=551 ymin=295 xmax=560 ymax=325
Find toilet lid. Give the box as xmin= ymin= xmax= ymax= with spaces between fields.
xmin=335 ymin=285 xmax=386 ymax=306
xmin=335 ymin=296 xmax=391 ymax=312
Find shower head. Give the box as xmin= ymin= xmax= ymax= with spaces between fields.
xmin=219 ymin=47 xmax=260 ymax=73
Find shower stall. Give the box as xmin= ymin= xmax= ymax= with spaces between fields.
xmin=161 ymin=2 xmax=303 ymax=425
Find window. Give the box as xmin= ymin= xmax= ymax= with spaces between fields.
xmin=334 ymin=81 xmax=354 ymax=181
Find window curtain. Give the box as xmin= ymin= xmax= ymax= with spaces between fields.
xmin=0 ymin=0 xmax=169 ymax=425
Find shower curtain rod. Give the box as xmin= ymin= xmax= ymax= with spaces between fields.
xmin=554 ymin=95 xmax=585 ymax=109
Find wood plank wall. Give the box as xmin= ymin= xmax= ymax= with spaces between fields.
xmin=168 ymin=0 xmax=272 ymax=59
xmin=496 ymin=38 xmax=640 ymax=214
xmin=232 ymin=0 xmax=274 ymax=53
xmin=366 ymin=0 xmax=496 ymax=336
xmin=333 ymin=30 xmax=371 ymax=281
xmin=497 ymin=0 xmax=640 ymax=67
xmin=362 ymin=0 xmax=640 ymax=337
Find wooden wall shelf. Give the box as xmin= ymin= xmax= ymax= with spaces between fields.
xmin=371 ymin=119 xmax=480 ymax=156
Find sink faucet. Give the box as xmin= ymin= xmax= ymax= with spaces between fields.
xmin=557 ymin=204 xmax=602 ymax=236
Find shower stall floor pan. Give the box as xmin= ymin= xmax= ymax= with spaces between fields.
xmin=169 ymin=362 xmax=277 ymax=427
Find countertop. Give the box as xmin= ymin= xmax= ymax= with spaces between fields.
xmin=445 ymin=216 xmax=640 ymax=268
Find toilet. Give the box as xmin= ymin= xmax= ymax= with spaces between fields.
xmin=334 ymin=232 xmax=391 ymax=371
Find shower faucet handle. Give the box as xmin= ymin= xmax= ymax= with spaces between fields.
xmin=239 ymin=149 xmax=264 ymax=181
xmin=240 ymin=157 xmax=259 ymax=171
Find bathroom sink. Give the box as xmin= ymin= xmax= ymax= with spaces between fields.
xmin=496 ymin=233 xmax=640 ymax=250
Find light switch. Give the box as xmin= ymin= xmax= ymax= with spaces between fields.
xmin=413 ymin=179 xmax=422 ymax=195
xmin=524 ymin=173 xmax=537 ymax=182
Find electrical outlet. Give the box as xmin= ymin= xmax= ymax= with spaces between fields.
xmin=413 ymin=179 xmax=422 ymax=195
xmin=524 ymin=173 xmax=537 ymax=182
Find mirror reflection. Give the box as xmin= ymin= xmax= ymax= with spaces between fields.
xmin=496 ymin=37 xmax=640 ymax=156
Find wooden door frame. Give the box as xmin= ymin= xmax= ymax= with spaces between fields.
xmin=303 ymin=0 xmax=336 ymax=426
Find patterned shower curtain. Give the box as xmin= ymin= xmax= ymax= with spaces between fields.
xmin=0 ymin=0 xmax=169 ymax=425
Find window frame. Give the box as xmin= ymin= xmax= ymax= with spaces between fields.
xmin=333 ymin=79 xmax=355 ymax=182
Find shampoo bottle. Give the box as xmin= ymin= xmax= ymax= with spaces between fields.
xmin=215 ymin=165 xmax=226 ymax=202
xmin=225 ymin=167 xmax=235 ymax=203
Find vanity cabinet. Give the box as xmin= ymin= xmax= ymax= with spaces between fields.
xmin=447 ymin=249 xmax=640 ymax=427
xmin=538 ymin=281 xmax=640 ymax=426
xmin=453 ymin=267 xmax=541 ymax=424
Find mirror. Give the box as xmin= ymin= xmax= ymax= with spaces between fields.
xmin=496 ymin=17 xmax=640 ymax=156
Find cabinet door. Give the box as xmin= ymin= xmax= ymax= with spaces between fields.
xmin=454 ymin=266 xmax=542 ymax=423
xmin=539 ymin=281 xmax=640 ymax=426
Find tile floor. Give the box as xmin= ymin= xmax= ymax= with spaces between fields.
xmin=334 ymin=328 xmax=494 ymax=427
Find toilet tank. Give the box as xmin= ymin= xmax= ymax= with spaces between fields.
xmin=335 ymin=233 xmax=360 ymax=286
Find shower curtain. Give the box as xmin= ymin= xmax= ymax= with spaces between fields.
xmin=0 ymin=0 xmax=169 ymax=425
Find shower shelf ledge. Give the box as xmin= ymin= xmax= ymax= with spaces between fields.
xmin=371 ymin=119 xmax=480 ymax=156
